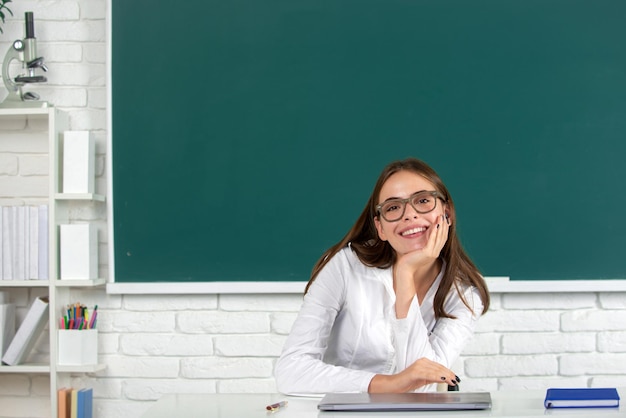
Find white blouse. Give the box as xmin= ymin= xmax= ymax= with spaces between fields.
xmin=274 ymin=246 xmax=484 ymax=395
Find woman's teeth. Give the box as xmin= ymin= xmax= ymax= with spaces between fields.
xmin=402 ymin=227 xmax=426 ymax=236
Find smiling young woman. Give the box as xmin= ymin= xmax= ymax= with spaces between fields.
xmin=274 ymin=157 xmax=490 ymax=395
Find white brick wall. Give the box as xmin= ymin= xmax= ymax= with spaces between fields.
xmin=1 ymin=2 xmax=626 ymax=418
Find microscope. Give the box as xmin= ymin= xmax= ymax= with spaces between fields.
xmin=0 ymin=12 xmax=48 ymax=108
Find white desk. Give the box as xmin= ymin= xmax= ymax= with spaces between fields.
xmin=141 ymin=389 xmax=625 ymax=418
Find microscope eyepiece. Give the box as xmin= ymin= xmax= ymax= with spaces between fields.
xmin=25 ymin=12 xmax=35 ymax=39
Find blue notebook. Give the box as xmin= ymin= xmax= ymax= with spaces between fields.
xmin=77 ymin=388 xmax=93 ymax=418
xmin=544 ymin=388 xmax=620 ymax=409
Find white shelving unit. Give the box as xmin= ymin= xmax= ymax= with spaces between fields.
xmin=0 ymin=107 xmax=105 ymax=416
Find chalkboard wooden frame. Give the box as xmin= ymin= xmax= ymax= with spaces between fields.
xmin=109 ymin=0 xmax=626 ymax=288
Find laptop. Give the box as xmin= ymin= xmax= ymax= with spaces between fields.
xmin=317 ymin=392 xmax=492 ymax=411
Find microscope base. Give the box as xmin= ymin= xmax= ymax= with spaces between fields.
xmin=0 ymin=96 xmax=49 ymax=108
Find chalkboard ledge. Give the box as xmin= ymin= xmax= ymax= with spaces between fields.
xmin=106 ymin=278 xmax=626 ymax=295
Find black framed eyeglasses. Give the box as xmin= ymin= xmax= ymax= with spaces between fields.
xmin=376 ymin=190 xmax=445 ymax=222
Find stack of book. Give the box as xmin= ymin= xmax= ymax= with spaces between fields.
xmin=58 ymin=387 xmax=93 ymax=418
xmin=0 ymin=205 xmax=48 ymax=280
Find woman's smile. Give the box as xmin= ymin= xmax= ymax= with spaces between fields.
xmin=400 ymin=225 xmax=428 ymax=237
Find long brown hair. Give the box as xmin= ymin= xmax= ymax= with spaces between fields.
xmin=305 ymin=157 xmax=490 ymax=318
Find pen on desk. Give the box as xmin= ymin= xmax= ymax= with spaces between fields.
xmin=266 ymin=400 xmax=288 ymax=411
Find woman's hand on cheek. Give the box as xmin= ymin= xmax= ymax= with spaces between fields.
xmin=429 ymin=213 xmax=449 ymax=258
xmin=398 ymin=214 xmax=449 ymax=272
xmin=393 ymin=214 xmax=449 ymax=318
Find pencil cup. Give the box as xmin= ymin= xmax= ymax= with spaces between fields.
xmin=58 ymin=329 xmax=98 ymax=366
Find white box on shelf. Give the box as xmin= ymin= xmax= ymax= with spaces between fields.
xmin=58 ymin=329 xmax=98 ymax=366
xmin=60 ymin=224 xmax=98 ymax=280
xmin=62 ymin=131 xmax=95 ymax=194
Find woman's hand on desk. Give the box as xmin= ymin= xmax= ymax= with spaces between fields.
xmin=368 ymin=357 xmax=458 ymax=393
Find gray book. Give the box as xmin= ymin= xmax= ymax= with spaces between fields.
xmin=0 ymin=302 xmax=16 ymax=356
xmin=1 ymin=297 xmax=49 ymax=366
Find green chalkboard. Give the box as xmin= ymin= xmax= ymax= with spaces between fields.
xmin=112 ymin=0 xmax=626 ymax=283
